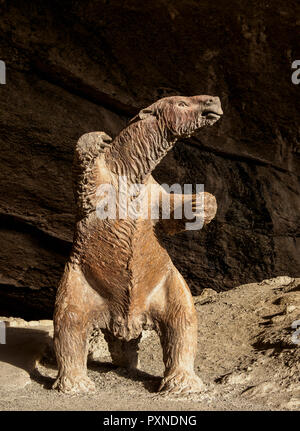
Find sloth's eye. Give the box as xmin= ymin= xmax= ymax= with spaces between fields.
xmin=178 ymin=101 xmax=188 ymax=107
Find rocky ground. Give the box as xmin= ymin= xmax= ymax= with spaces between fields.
xmin=0 ymin=276 xmax=299 ymax=411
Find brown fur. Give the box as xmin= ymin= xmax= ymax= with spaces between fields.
xmin=53 ymin=95 xmax=223 ymax=394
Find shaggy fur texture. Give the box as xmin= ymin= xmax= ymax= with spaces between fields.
xmin=53 ymin=95 xmax=222 ymax=394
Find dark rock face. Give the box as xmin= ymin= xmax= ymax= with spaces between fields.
xmin=0 ymin=0 xmax=299 ymax=318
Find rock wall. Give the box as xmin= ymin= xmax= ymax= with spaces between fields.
xmin=0 ymin=0 xmax=299 ymax=318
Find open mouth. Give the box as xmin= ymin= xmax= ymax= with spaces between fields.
xmin=202 ymin=110 xmax=222 ymax=120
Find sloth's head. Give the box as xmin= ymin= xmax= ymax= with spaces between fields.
xmin=130 ymin=95 xmax=223 ymax=137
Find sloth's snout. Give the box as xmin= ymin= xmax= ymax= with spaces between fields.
xmin=202 ymin=97 xmax=223 ymax=118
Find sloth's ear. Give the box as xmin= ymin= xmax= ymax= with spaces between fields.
xmin=129 ymin=105 xmax=157 ymax=125
xmin=138 ymin=107 xmax=155 ymax=120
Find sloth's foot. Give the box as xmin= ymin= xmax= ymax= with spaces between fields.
xmin=158 ymin=370 xmax=205 ymax=395
xmin=53 ymin=373 xmax=96 ymax=394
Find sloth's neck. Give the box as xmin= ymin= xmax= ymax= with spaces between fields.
xmin=105 ymin=118 xmax=176 ymax=184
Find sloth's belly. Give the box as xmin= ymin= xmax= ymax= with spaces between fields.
xmin=73 ymin=216 xmax=172 ymax=303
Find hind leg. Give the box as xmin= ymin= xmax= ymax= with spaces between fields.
xmin=150 ymin=270 xmax=204 ymax=395
xmin=101 ymin=329 xmax=141 ymax=369
xmin=53 ymin=264 xmax=96 ymax=394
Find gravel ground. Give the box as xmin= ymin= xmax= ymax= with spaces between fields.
xmin=0 ymin=276 xmax=299 ymax=411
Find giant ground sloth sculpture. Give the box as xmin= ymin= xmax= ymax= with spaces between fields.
xmin=53 ymin=95 xmax=223 ymax=395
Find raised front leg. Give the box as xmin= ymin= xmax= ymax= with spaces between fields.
xmin=150 ymin=270 xmax=204 ymax=395
xmin=155 ymin=187 xmax=217 ymax=235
